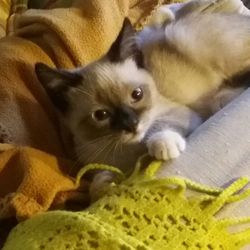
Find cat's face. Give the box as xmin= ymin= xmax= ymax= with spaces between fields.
xmin=70 ymin=59 xmax=156 ymax=143
xmin=39 ymin=59 xmax=156 ymax=141
xmin=35 ymin=19 xmax=159 ymax=166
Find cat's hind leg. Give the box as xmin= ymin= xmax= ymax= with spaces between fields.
xmin=149 ymin=0 xmax=246 ymax=26
xmin=175 ymin=0 xmax=250 ymax=19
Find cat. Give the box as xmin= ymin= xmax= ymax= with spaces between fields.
xmin=35 ymin=20 xmax=201 ymax=171
xmin=35 ymin=5 xmax=250 ymax=198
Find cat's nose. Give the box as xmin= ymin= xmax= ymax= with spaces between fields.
xmin=111 ymin=106 xmax=139 ymax=133
xmin=123 ymin=116 xmax=139 ymax=133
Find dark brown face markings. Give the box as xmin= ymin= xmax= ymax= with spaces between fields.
xmin=94 ymin=85 xmax=149 ymax=134
xmin=91 ymin=83 xmax=150 ymax=135
xmin=110 ymin=105 xmax=139 ymax=133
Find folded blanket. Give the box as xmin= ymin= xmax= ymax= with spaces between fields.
xmin=0 ymin=144 xmax=88 ymax=221
xmin=0 ymin=0 xmax=180 ymax=245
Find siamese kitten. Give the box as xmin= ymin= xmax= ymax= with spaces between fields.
xmin=35 ymin=20 xmax=201 ymax=171
xmin=35 ymin=10 xmax=250 ymax=198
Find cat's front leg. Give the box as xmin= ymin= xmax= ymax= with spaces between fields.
xmin=89 ymin=171 xmax=116 ymax=202
xmin=146 ymin=130 xmax=186 ymax=161
xmin=144 ymin=103 xmax=202 ymax=161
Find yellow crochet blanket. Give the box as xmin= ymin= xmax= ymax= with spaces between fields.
xmin=3 ymin=161 xmax=250 ymax=249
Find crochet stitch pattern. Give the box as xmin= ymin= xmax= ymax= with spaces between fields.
xmin=3 ymin=160 xmax=250 ymax=250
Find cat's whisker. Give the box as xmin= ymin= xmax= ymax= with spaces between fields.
xmin=106 ymin=135 xmax=121 ymax=162
xmin=82 ymin=136 xmax=114 ymax=163
xmin=68 ymin=140 xmax=110 ymax=174
xmin=118 ymin=138 xmax=124 ymax=155
xmin=77 ymin=134 xmax=113 ymax=152
xmin=112 ymin=140 xmax=121 ymax=163
xmin=78 ymin=145 xmax=104 ymax=163
xmin=85 ymin=144 xmax=111 ymax=163
xmin=96 ymin=137 xmax=117 ymax=163
xmin=112 ymin=137 xmax=124 ymax=164
xmin=78 ymin=145 xmax=101 ymax=164
xmin=93 ymin=138 xmax=114 ymax=160
xmin=74 ymin=134 xmax=114 ymax=166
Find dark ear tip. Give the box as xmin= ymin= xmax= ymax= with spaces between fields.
xmin=123 ymin=17 xmax=134 ymax=30
xmin=35 ymin=62 xmax=51 ymax=74
xmin=123 ymin=17 xmax=132 ymax=25
xmin=34 ymin=62 xmax=58 ymax=85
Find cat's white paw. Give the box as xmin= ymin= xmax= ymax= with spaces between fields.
xmin=147 ymin=130 xmax=186 ymax=161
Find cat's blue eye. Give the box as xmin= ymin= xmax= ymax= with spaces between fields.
xmin=92 ymin=109 xmax=110 ymax=122
xmin=131 ymin=87 xmax=143 ymax=102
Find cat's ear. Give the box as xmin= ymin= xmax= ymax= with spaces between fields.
xmin=107 ymin=18 xmax=144 ymax=68
xmin=35 ymin=62 xmax=82 ymax=113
